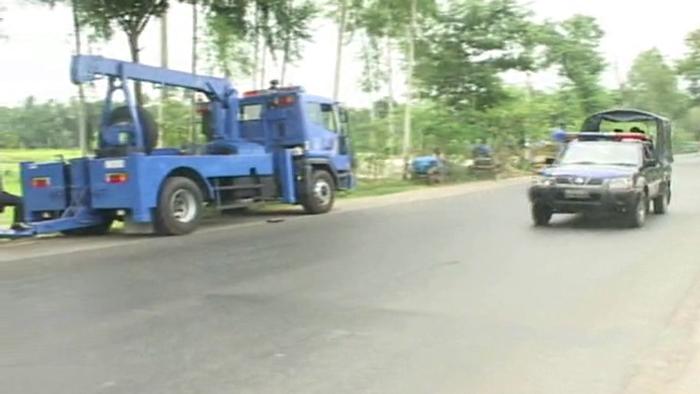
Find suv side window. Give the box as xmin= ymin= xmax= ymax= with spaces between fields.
xmin=305 ymin=102 xmax=339 ymax=133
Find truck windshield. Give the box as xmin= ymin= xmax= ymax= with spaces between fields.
xmin=239 ymin=103 xmax=263 ymax=121
xmin=558 ymin=142 xmax=642 ymax=166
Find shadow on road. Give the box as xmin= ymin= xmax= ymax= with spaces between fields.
xmin=536 ymin=213 xmax=656 ymax=231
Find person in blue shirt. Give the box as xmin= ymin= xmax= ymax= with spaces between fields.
xmin=550 ymin=125 xmax=571 ymax=156
xmin=472 ymin=138 xmax=492 ymax=158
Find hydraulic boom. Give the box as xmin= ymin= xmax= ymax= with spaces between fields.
xmin=70 ymin=55 xmax=235 ymax=103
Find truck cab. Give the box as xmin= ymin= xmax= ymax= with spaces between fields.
xmin=233 ymin=84 xmax=353 ymax=165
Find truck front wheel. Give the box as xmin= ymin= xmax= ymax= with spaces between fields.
xmin=302 ymin=170 xmax=335 ymax=214
xmin=154 ymin=176 xmax=204 ymax=235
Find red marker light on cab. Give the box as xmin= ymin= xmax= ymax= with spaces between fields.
xmin=276 ymin=96 xmax=294 ymax=105
xmin=243 ymin=90 xmax=264 ymax=97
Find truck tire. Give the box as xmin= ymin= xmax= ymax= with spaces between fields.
xmin=301 ymin=169 xmax=335 ymax=214
xmin=154 ymin=176 xmax=204 ymax=236
xmin=531 ymin=203 xmax=552 ymax=226
xmin=626 ymin=194 xmax=648 ymax=228
xmin=106 ymin=105 xmax=159 ymax=154
xmin=652 ymin=183 xmax=670 ymax=214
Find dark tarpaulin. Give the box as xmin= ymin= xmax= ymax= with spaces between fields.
xmin=579 ymin=108 xmax=674 ymax=164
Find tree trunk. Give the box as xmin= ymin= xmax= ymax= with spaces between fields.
xmin=385 ymin=36 xmax=395 ymax=154
xmin=259 ymin=46 xmax=267 ymax=88
xmin=360 ymin=33 xmax=377 ymax=150
xmin=126 ymin=32 xmax=142 ymax=105
xmin=401 ymin=0 xmax=417 ymax=179
xmin=252 ymin=8 xmax=261 ymax=89
xmin=280 ymin=54 xmax=288 ymax=86
xmin=332 ymin=0 xmax=349 ymax=101
xmin=70 ymin=0 xmax=87 ymax=155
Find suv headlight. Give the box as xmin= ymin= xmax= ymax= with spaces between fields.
xmin=607 ymin=177 xmax=634 ymax=189
xmin=532 ymin=175 xmax=554 ymax=186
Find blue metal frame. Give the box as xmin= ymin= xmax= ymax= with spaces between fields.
xmin=71 ymin=55 xmax=240 ymax=142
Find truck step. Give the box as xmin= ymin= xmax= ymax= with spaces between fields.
xmin=215 ymin=184 xmax=263 ymax=191
xmin=216 ymin=202 xmax=259 ymax=210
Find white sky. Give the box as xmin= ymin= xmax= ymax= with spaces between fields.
xmin=0 ymin=0 xmax=697 ymax=108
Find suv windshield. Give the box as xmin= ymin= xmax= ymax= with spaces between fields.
xmin=558 ymin=141 xmax=643 ymax=166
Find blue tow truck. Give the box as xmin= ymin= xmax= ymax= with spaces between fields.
xmin=0 ymin=55 xmax=356 ymax=239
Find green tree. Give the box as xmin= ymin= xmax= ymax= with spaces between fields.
xmin=540 ymin=14 xmax=607 ymax=115
xmin=625 ymin=48 xmax=688 ymax=118
xmin=413 ymin=0 xmax=538 ymax=111
xmin=0 ymin=4 xmax=8 ymax=40
xmin=72 ymin=0 xmax=170 ymax=103
xmin=677 ymin=25 xmax=700 ymax=103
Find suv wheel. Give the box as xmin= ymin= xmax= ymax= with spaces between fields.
xmin=627 ymin=194 xmax=648 ymax=228
xmin=652 ymin=184 xmax=670 ymax=214
xmin=531 ymin=203 xmax=552 ymax=226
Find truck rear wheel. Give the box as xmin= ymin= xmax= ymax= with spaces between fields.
xmin=301 ymin=169 xmax=335 ymax=214
xmin=154 ymin=176 xmax=203 ymax=236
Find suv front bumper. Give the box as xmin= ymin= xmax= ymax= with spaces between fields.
xmin=528 ymin=184 xmax=641 ymax=214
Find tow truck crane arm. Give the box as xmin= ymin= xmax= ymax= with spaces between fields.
xmin=69 ymin=55 xmax=235 ymax=103
xmin=69 ymin=55 xmax=241 ymax=143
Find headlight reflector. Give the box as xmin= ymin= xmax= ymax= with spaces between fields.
xmin=607 ymin=177 xmax=634 ymax=189
xmin=532 ymin=176 xmax=554 ymax=186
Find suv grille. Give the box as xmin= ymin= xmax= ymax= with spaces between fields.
xmin=554 ymin=176 xmax=604 ymax=186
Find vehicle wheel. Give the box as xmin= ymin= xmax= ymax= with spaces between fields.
xmin=626 ymin=194 xmax=648 ymax=228
xmin=301 ymin=169 xmax=335 ymax=214
xmin=531 ymin=203 xmax=552 ymax=226
xmin=60 ymin=218 xmax=114 ymax=237
xmin=154 ymin=176 xmax=204 ymax=235
xmin=652 ymin=184 xmax=670 ymax=214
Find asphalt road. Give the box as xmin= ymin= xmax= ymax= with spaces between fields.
xmin=3 ymin=155 xmax=700 ymax=394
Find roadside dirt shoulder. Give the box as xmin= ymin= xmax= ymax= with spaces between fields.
xmin=620 ymin=270 xmax=700 ymax=394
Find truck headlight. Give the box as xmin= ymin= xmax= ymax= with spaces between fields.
xmin=532 ymin=176 xmax=554 ymax=186
xmin=290 ymin=146 xmax=305 ymax=156
xmin=607 ymin=177 xmax=633 ymax=189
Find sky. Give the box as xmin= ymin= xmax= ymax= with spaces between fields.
xmin=0 ymin=0 xmax=697 ymax=108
